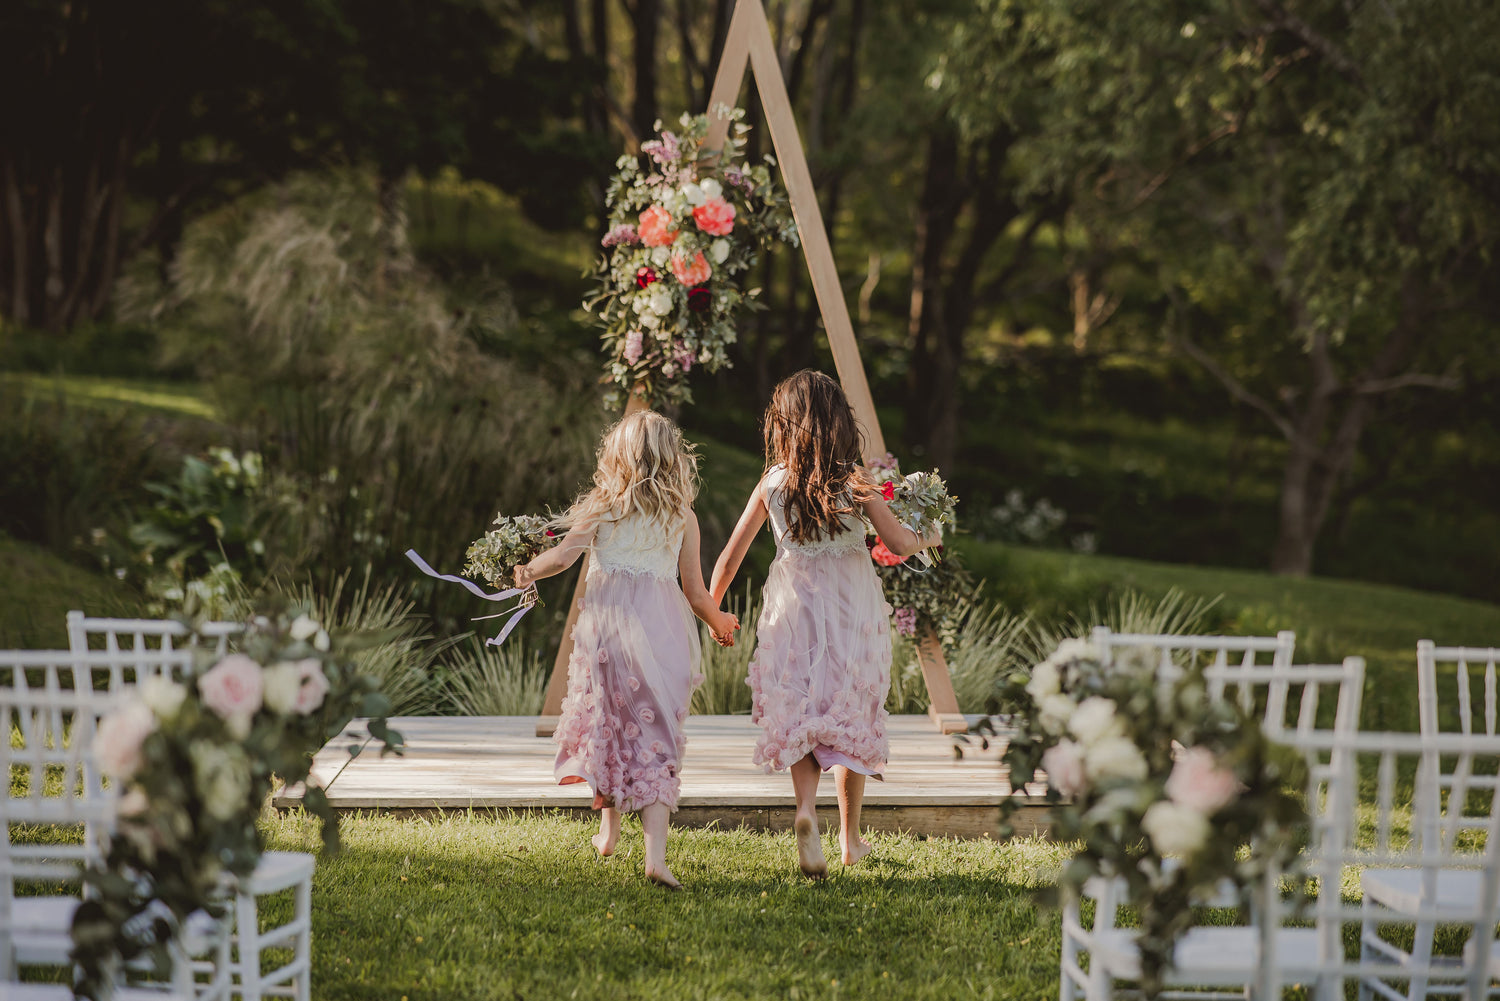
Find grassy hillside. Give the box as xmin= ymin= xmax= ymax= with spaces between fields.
xmin=0 ymin=535 xmax=146 ymax=648
xmin=957 ymin=539 xmax=1500 ymax=731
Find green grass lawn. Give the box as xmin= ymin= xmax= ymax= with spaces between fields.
xmin=958 ymin=539 xmax=1500 ymax=732
xmin=2 ymin=372 xmax=219 ymax=421
xmin=256 ymin=809 xmax=1069 ymax=1001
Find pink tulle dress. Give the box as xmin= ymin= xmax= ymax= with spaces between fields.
xmin=554 ymin=512 xmax=703 ymax=812
xmin=747 ymin=465 xmax=892 ymax=776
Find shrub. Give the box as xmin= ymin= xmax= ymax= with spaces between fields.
xmin=443 ymin=636 xmax=548 ymax=716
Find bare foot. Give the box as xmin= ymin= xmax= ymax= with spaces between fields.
xmin=645 ymin=865 xmax=683 ymax=891
xmin=592 ymin=807 xmax=621 ymax=857
xmin=591 ymin=831 xmax=616 ymax=857
xmin=841 ymin=835 xmax=873 ymax=866
xmin=794 ymin=812 xmax=827 ymax=880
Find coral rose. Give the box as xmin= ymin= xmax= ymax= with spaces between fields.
xmin=638 ymin=205 xmax=679 ymax=247
xmin=692 ymin=196 xmax=736 ymax=236
xmin=870 ymin=540 xmax=905 ymax=566
xmin=669 ymin=250 xmax=712 ymax=287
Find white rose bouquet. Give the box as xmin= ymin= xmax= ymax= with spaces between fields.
xmin=998 ymin=639 xmax=1307 ymax=1000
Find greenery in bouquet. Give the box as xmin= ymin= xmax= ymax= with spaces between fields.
xmin=72 ymin=604 xmax=403 ymax=999
xmin=864 ymin=453 xmax=967 ymax=644
xmin=998 ymin=640 xmax=1308 ymax=999
xmin=463 ymin=513 xmax=556 ymax=590
xmin=587 ymin=107 xmax=799 ymax=409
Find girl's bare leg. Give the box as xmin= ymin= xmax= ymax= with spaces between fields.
xmin=639 ymin=803 xmax=681 ymax=888
xmin=835 ymin=767 xmax=872 ymax=865
xmin=790 ymin=754 xmax=827 ymax=878
xmin=592 ymin=806 xmax=621 ymax=857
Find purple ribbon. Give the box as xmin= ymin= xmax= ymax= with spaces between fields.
xmin=404 ymin=549 xmax=535 ymax=647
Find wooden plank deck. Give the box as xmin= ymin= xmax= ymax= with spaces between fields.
xmin=275 ymin=715 xmax=1051 ymax=839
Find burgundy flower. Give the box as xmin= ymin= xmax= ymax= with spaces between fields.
xmin=636 ymin=267 xmax=659 ymax=289
xmin=687 ymin=287 xmax=712 ymax=312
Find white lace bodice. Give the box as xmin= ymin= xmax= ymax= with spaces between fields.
xmin=763 ymin=465 xmax=868 ymax=557
xmin=586 ymin=511 xmax=684 ymax=583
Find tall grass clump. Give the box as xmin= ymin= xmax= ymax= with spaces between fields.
xmin=1025 ymin=586 xmax=1222 ymax=665
xmin=692 ymin=584 xmax=759 ymax=715
xmin=946 ymin=601 xmax=1032 ymax=712
xmin=134 ymin=172 xmax=600 ymax=624
xmin=283 ymin=568 xmax=449 ymax=716
xmin=443 ymin=636 xmax=548 ymax=716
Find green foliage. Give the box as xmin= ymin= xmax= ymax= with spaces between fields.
xmin=442 ymin=637 xmax=548 ymax=717
xmin=692 ymin=584 xmax=759 ymax=716
xmin=129 ymin=449 xmax=267 ymax=588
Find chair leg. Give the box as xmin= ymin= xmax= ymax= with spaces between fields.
xmin=1406 ymin=919 xmax=1435 ymax=1001
xmin=236 ymin=889 xmax=262 ymax=1001
xmin=1357 ymin=897 xmax=1376 ymax=1001
xmin=296 ymin=873 xmax=313 ymax=1001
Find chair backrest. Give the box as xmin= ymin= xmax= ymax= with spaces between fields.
xmin=1092 ymin=627 xmax=1296 ymax=689
xmin=1267 ymin=729 xmax=1500 ymax=1001
xmin=1200 ymin=657 xmax=1365 ymax=739
xmin=67 ymin=610 xmax=239 ymax=690
xmin=1417 ymin=640 xmax=1499 ymax=738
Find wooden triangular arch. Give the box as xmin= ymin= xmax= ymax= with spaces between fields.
xmin=536 ymin=0 xmax=964 ymax=736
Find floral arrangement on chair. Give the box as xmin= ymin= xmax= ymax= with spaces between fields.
xmin=999 ymin=640 xmax=1308 ymax=1000
xmin=863 ymin=453 xmax=969 ymax=645
xmin=587 ymin=107 xmax=799 ymax=409
xmin=73 ymin=606 xmax=403 ymax=999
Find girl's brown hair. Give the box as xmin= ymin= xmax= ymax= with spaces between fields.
xmin=763 ymin=370 xmax=871 ymax=544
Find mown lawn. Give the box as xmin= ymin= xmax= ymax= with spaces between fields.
xmin=958 ymin=539 xmax=1500 ymax=731
xmin=258 ymin=810 xmax=1070 ymax=1001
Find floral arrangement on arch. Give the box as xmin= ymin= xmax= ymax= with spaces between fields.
xmin=73 ymin=606 xmax=403 ymax=999
xmin=587 ymin=107 xmax=799 ymax=409
xmin=999 ymin=640 xmax=1308 ymax=1000
xmin=863 ymin=453 xmax=968 ymax=646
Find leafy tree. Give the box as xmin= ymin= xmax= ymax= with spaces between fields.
xmin=966 ymin=0 xmax=1500 ymax=575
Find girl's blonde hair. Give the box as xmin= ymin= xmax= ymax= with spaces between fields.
xmin=560 ymin=410 xmax=698 ymax=530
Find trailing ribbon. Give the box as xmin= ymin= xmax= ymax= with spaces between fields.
xmin=404 ymin=549 xmax=537 ymax=647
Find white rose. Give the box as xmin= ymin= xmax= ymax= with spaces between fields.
xmin=1037 ymin=694 xmax=1077 ymax=735
xmin=650 ymin=246 xmax=671 ymax=266
xmin=680 ymin=182 xmax=705 ymax=205
xmin=290 ymin=615 xmax=320 ymax=642
xmin=118 ymin=787 xmax=151 ymax=818
xmin=96 ymin=701 xmax=155 ymax=780
xmin=1085 ymin=735 xmax=1149 ymax=783
xmin=640 ymin=310 xmax=660 ymax=330
xmin=313 ymin=629 xmax=330 ymax=652
xmin=710 ymin=238 xmax=731 ymax=264
xmin=1052 ymin=638 xmax=1101 ymax=664
xmin=139 ymin=676 xmax=187 ymax=721
xmin=1040 ymin=739 xmax=1088 ymax=797
xmin=699 ymin=178 xmax=722 ymax=199
xmin=262 ymin=662 xmax=303 ymax=715
xmin=1142 ymin=800 xmax=1210 ymax=856
xmin=1025 ymin=661 xmax=1061 ymax=699
xmin=1068 ymin=696 xmax=1126 ymax=747
xmin=191 ymin=741 xmax=252 ymax=821
xmin=631 ymin=295 xmax=650 ymax=315
xmin=649 ymin=286 xmax=674 ymax=315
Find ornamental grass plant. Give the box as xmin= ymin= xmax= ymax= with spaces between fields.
xmin=442 ymin=636 xmax=549 ymax=717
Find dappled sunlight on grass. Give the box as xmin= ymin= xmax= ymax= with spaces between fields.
xmin=4 ymin=373 xmax=219 ymax=420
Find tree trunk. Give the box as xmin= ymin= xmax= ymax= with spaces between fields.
xmin=905 ymin=129 xmax=963 ymax=456
xmin=630 ymin=0 xmax=661 ymax=144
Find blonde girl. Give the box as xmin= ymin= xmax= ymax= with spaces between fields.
xmin=710 ymin=371 xmax=938 ymax=878
xmin=517 ymin=410 xmax=738 ymax=889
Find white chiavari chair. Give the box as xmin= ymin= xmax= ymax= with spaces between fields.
xmin=66 ymin=613 xmax=314 ymax=1001
xmin=1 ymin=676 xmax=231 ymax=999
xmin=1058 ymin=656 xmax=1364 ymax=1001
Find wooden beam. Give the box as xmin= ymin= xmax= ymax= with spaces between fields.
xmin=917 ymin=628 xmax=967 ymax=733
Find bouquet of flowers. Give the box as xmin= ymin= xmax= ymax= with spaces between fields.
xmin=464 ymin=513 xmax=556 ymax=590
xmin=862 ymin=453 xmax=968 ymax=642
xmin=998 ymin=640 xmax=1308 ymax=1000
xmin=587 ymin=107 xmax=799 ymax=408
xmin=75 ymin=606 xmax=402 ymax=999
xmin=867 ymin=453 xmax=958 ymax=567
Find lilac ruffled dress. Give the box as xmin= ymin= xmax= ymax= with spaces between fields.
xmin=747 ymin=465 xmax=892 ymax=776
xmin=554 ymin=512 xmax=703 ymax=812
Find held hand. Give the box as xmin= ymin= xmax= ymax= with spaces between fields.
xmin=710 ymin=612 xmax=740 ymax=647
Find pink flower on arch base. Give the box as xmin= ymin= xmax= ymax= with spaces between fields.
xmin=692 ymin=196 xmax=735 ymax=236
xmin=638 ymin=206 xmax=678 ymax=247
xmin=669 ymin=250 xmax=712 ymax=287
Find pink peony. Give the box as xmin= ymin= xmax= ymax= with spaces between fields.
xmin=96 ymin=701 xmax=155 ymax=780
xmin=692 ymin=196 xmax=736 ymax=236
xmin=624 ymin=329 xmax=644 ymax=365
xmin=669 ymin=250 xmax=712 ymax=287
xmin=198 ymin=654 xmax=264 ymax=725
xmin=638 ymin=206 xmax=679 ymax=247
xmin=291 ymin=659 xmax=329 ymax=715
xmin=1165 ymin=746 xmax=1242 ymax=815
xmin=893 ymin=607 xmax=918 ymax=637
xmin=1041 ymin=739 xmax=1087 ymax=798
xmin=601 ymin=224 xmax=639 ymax=248
xmin=870 ymin=540 xmax=905 ymax=567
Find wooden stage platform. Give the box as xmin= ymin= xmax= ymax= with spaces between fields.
xmin=274 ymin=715 xmax=1050 ymax=839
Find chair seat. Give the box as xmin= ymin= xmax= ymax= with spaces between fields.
xmin=12 ymin=896 xmax=81 ymax=965
xmin=1092 ymin=926 xmax=1325 ymax=984
xmin=1361 ymin=867 xmax=1485 ymax=915
xmin=243 ymin=851 xmax=315 ymax=895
